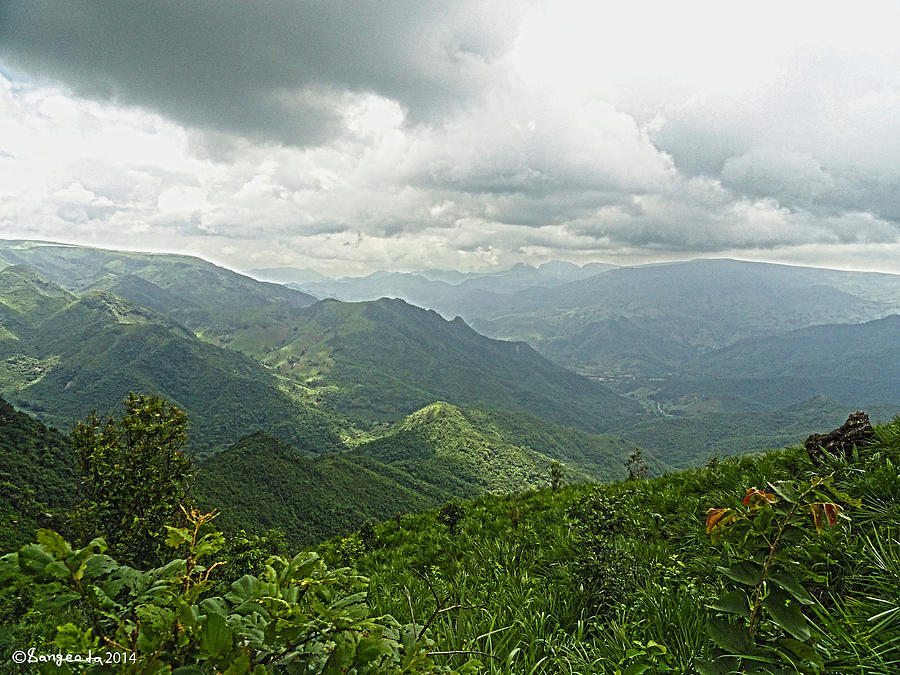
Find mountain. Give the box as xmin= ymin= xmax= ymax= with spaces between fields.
xmin=471 ymin=259 xmax=900 ymax=374
xmin=0 ymin=266 xmax=343 ymax=455
xmin=0 ymin=395 xmax=76 ymax=551
xmin=0 ymin=240 xmax=317 ymax=347
xmin=260 ymin=297 xmax=640 ymax=432
xmin=246 ymin=266 xmax=332 ymax=285
xmin=668 ymin=314 xmax=900 ymax=409
xmin=288 ymin=261 xmax=618 ymax=320
xmin=195 ymin=401 xmax=647 ymax=544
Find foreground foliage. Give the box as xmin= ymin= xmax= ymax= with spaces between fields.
xmin=0 ymin=508 xmax=480 ymax=674
xmin=324 ymin=418 xmax=900 ymax=674
xmin=2 ymin=396 xmax=899 ymax=673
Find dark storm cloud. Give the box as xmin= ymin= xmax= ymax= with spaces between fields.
xmin=0 ymin=0 xmax=525 ymax=145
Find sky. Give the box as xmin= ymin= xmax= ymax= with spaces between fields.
xmin=2 ymin=0 xmax=900 ymax=276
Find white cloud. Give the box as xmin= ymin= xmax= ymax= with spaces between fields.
xmin=2 ymin=1 xmax=900 ymax=274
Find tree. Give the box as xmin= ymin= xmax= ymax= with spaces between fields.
xmin=69 ymin=393 xmax=193 ymax=566
xmin=625 ymin=446 xmax=648 ymax=481
xmin=550 ymin=460 xmax=563 ymax=491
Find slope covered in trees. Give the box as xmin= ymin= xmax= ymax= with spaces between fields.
xmin=0 ymin=266 xmax=342 ymax=455
xmin=263 ymin=297 xmax=640 ymax=432
xmin=319 ymin=416 xmax=900 ymax=673
xmin=1 ymin=241 xmax=642 ymax=440
xmin=195 ymin=401 xmax=647 ymax=545
xmin=2 ymin=388 xmax=898 ymax=672
xmin=0 ymin=396 xmax=76 ymax=552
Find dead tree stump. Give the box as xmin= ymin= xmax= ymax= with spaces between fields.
xmin=805 ymin=411 xmax=874 ymax=466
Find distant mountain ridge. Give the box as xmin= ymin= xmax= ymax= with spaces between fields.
xmin=0 ymin=240 xmax=639 ymax=442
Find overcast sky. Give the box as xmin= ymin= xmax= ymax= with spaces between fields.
xmin=2 ymin=0 xmax=900 ymax=275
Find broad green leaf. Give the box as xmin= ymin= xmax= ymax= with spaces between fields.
xmin=45 ymin=560 xmax=72 ymax=580
xmin=765 ymin=588 xmax=811 ymax=641
xmin=825 ymin=484 xmax=861 ymax=508
xmin=694 ymin=657 xmax=738 ymax=675
xmin=768 ymin=571 xmax=814 ymax=605
xmin=165 ymin=526 xmax=192 ymax=548
xmin=222 ymin=654 xmax=252 ymax=675
xmin=172 ymin=668 xmax=205 ymax=675
xmin=201 ymin=597 xmax=230 ymax=614
xmin=80 ymin=554 xmax=117 ymax=581
xmin=623 ymin=663 xmax=651 ymax=675
xmin=36 ymin=529 xmax=69 ymax=559
xmin=777 ymin=637 xmax=824 ymax=669
xmin=323 ymin=633 xmax=357 ymax=675
xmin=717 ymin=561 xmax=763 ymax=586
xmin=200 ymin=611 xmax=232 ymax=659
xmin=780 ymin=525 xmax=805 ymax=544
xmin=228 ymin=575 xmax=258 ymax=601
xmin=49 ymin=592 xmax=81 ymax=610
xmin=709 ymin=590 xmax=751 ymax=617
xmin=355 ymin=636 xmax=393 ymax=666
xmin=769 ymin=481 xmax=799 ymax=503
xmin=752 ymin=508 xmax=774 ymax=533
xmin=18 ymin=544 xmax=55 ymax=575
xmin=708 ymin=616 xmax=754 ymax=654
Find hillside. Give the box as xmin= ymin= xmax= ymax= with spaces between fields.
xmin=672 ymin=314 xmax=900 ymax=409
xmin=0 ymin=241 xmax=641 ymax=437
xmin=0 ymin=395 xmax=76 ymax=551
xmin=471 ymin=258 xmax=900 ymax=377
xmin=196 ymin=401 xmax=647 ymax=545
xmin=0 ymin=267 xmax=343 ymax=455
xmin=262 ymin=297 xmax=640 ymax=432
xmin=317 ymin=414 xmax=900 ymax=673
xmin=282 ymin=260 xmax=618 ymax=318
xmin=618 ymin=395 xmax=900 ymax=467
xmin=194 ymin=432 xmax=444 ymax=545
xmin=0 ymin=239 xmax=317 ymax=351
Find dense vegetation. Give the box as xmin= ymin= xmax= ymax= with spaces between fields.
xmin=262 ymin=297 xmax=639 ymax=432
xmin=2 ymin=395 xmax=898 ymax=672
xmin=0 ymin=397 xmax=76 ymax=552
xmin=321 ymin=420 xmax=900 ymax=673
xmin=0 ymin=266 xmax=343 ymax=455
xmin=194 ymin=402 xmax=649 ymax=546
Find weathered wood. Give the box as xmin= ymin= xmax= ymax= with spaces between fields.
xmin=805 ymin=411 xmax=874 ymax=466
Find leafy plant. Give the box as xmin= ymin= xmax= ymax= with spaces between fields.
xmin=698 ymin=474 xmax=859 ymax=673
xmin=69 ymin=393 xmax=193 ymax=567
xmin=1 ymin=508 xmax=481 ymax=674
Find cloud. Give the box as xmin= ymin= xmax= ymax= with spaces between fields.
xmin=0 ymin=0 xmax=527 ymax=146
xmin=3 ymin=1 xmax=900 ymax=274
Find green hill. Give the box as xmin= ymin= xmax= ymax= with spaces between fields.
xmin=470 ymin=258 xmax=900 ymax=378
xmin=195 ymin=401 xmax=648 ymax=545
xmin=619 ymin=395 xmax=900 ymax=467
xmin=674 ymin=314 xmax=900 ymax=409
xmin=0 ymin=395 xmax=76 ymax=551
xmin=264 ymin=297 xmax=640 ymax=432
xmin=0 ymin=239 xmax=317 ymax=353
xmin=0 ymin=241 xmax=642 ymax=436
xmin=0 ymin=267 xmax=342 ymax=455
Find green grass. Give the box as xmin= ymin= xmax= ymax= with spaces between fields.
xmin=317 ymin=421 xmax=900 ymax=673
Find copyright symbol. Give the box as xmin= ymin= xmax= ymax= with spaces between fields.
xmin=12 ymin=651 xmax=26 ymax=664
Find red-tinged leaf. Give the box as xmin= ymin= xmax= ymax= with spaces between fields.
xmin=743 ymin=487 xmax=776 ymax=510
xmin=823 ymin=503 xmax=840 ymax=526
xmin=809 ymin=503 xmax=824 ymax=534
xmin=706 ymin=508 xmax=730 ymax=534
